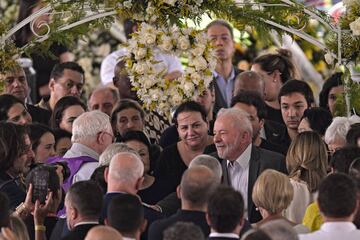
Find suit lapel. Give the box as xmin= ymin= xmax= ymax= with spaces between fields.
xmin=247 ymin=146 xmax=260 ymax=219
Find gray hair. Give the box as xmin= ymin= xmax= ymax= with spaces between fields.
xmin=108 ymin=152 xmax=144 ymax=184
xmin=324 ymin=117 xmax=353 ymax=145
xmin=99 ymin=143 xmax=139 ymax=167
xmin=189 ymin=154 xmax=222 ymax=183
xmin=217 ymin=108 xmax=253 ymax=135
xmin=260 ymin=219 xmax=299 ymax=240
xmin=72 ymin=110 xmax=112 ymax=142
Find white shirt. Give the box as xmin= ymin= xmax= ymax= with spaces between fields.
xmin=299 ymin=222 xmax=360 ymax=240
xmin=209 ymin=232 xmax=239 ymax=239
xmin=227 ymin=143 xmax=252 ymax=219
xmin=285 ymin=179 xmax=314 ymax=224
xmin=64 ymin=143 xmax=99 ymax=184
xmin=100 ymin=48 xmax=183 ymax=85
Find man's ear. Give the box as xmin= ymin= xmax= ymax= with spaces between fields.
xmin=104 ymin=167 xmax=109 ymax=183
xmin=140 ymin=219 xmax=147 ymax=233
xmin=104 ymin=218 xmax=109 ymax=226
xmin=49 ymin=79 xmax=56 ymax=92
xmin=205 ymin=212 xmax=211 ymax=226
xmin=176 ymin=185 xmax=181 ymax=199
xmin=135 ymin=176 xmax=144 ymax=191
xmin=259 ymin=118 xmax=265 ymax=129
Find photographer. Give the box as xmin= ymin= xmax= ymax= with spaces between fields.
xmin=12 ymin=165 xmax=62 ymax=240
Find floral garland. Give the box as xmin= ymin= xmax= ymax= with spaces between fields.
xmin=124 ymin=23 xmax=217 ymax=115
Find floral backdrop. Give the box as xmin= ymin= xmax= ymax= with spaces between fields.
xmin=0 ymin=0 xmax=122 ymax=94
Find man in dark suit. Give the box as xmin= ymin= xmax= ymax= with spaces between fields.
xmin=0 ymin=65 xmax=51 ymax=125
xmin=213 ymin=108 xmax=287 ymax=223
xmin=107 ymin=194 xmax=146 ymax=240
xmin=206 ymin=20 xmax=241 ymax=114
xmin=148 ymin=166 xmax=219 ymax=240
xmin=101 ymin=151 xmax=162 ymax=239
xmin=207 ymin=186 xmax=245 ymax=240
xmin=62 ymin=181 xmax=103 ymax=240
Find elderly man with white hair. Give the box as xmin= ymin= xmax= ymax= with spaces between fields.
xmin=49 ymin=110 xmax=114 ymax=192
xmin=213 ymin=108 xmax=287 ymax=223
xmin=100 ymin=152 xmax=163 ymax=232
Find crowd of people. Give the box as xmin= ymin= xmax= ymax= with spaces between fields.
xmin=1 ymin=3 xmax=360 ymax=239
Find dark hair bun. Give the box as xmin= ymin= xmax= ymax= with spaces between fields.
xmin=276 ymin=48 xmax=292 ymax=59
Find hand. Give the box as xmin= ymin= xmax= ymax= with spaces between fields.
xmin=24 ymin=183 xmax=35 ymax=212
xmin=0 ymin=228 xmax=17 ymax=240
xmin=34 ymin=191 xmax=53 ymax=225
xmin=47 ymin=189 xmax=62 ymax=214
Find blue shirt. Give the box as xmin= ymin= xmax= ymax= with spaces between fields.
xmin=213 ymin=68 xmax=236 ymax=107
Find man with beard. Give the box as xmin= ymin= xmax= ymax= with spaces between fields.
xmin=213 ymin=108 xmax=286 ymax=223
xmin=231 ymin=91 xmax=287 ymax=155
xmin=0 ymin=122 xmax=35 ymax=209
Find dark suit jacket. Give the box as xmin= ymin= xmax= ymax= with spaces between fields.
xmin=61 ymin=223 xmax=98 ymax=240
xmin=263 ymin=120 xmax=291 ymax=150
xmin=27 ymin=104 xmax=51 ymax=125
xmin=148 ymin=210 xmax=209 ymax=240
xmin=213 ymin=67 xmax=242 ymax=115
xmin=221 ymin=145 xmax=287 ymax=223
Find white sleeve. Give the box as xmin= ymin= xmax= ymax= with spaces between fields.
xmin=100 ymin=49 xmax=127 ymax=85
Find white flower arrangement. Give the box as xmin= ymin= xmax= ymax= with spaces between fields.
xmin=123 ymin=22 xmax=217 ymax=115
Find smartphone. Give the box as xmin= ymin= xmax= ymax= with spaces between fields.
xmin=31 ymin=169 xmax=49 ymax=204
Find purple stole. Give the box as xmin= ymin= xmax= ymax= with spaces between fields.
xmin=47 ymin=156 xmax=98 ymax=192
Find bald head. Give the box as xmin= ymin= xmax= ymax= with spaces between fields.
xmin=85 ymin=226 xmax=123 ymax=240
xmin=180 ymin=166 xmax=218 ymax=208
xmin=234 ymin=71 xmax=265 ymax=98
xmin=108 ymin=152 xmax=144 ymax=185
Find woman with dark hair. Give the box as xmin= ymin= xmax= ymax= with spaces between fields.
xmin=319 ymin=72 xmax=343 ymax=116
xmin=50 ymin=96 xmax=86 ymax=133
xmin=0 ymin=94 xmax=32 ymax=125
xmin=53 ymin=128 xmax=72 ymax=157
xmin=15 ymin=0 xmax=73 ymax=100
xmin=0 ymin=122 xmax=34 ymax=209
xmin=154 ymin=101 xmax=214 ymax=199
xmin=298 ymin=107 xmax=333 ymax=137
xmin=122 ymin=131 xmax=162 ymax=204
xmin=251 ymin=49 xmax=298 ymax=123
xmin=28 ymin=123 xmax=55 ymax=163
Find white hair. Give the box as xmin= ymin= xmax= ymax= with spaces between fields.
xmin=108 ymin=152 xmax=144 ymax=184
xmin=324 ymin=116 xmax=360 ymax=145
xmin=260 ymin=219 xmax=299 ymax=240
xmin=189 ymin=154 xmax=222 ymax=183
xmin=217 ymin=108 xmax=253 ymax=135
xmin=71 ymin=110 xmax=112 ymax=142
xmin=99 ymin=143 xmax=139 ymax=167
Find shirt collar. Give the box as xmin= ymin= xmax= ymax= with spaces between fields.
xmin=209 ymin=232 xmax=239 ymax=238
xmin=227 ymin=143 xmax=252 ymax=170
xmin=213 ymin=67 xmax=235 ymax=81
xmin=74 ymin=221 xmax=98 ymax=227
xmin=321 ymin=222 xmax=357 ymax=232
xmin=64 ymin=143 xmax=99 ymax=160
